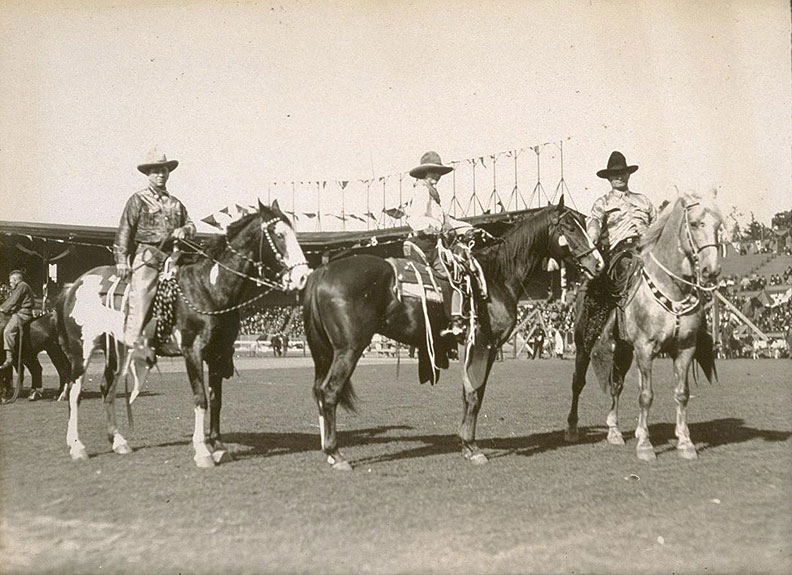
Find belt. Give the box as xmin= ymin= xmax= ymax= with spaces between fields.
xmin=612 ymin=236 xmax=639 ymax=252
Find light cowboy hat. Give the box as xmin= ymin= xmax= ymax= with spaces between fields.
xmin=409 ymin=151 xmax=454 ymax=179
xmin=137 ymin=149 xmax=179 ymax=174
xmin=596 ymin=151 xmax=638 ymax=179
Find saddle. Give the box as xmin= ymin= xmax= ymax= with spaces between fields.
xmin=386 ymin=239 xmax=488 ymax=385
xmin=99 ymin=256 xmax=182 ymax=355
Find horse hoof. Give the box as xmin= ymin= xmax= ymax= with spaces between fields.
xmin=332 ymin=460 xmax=353 ymax=471
xmin=194 ymin=455 xmax=216 ymax=468
xmin=677 ymin=445 xmax=698 ymax=460
xmin=468 ymin=452 xmax=489 ymax=465
xmin=607 ymin=430 xmax=625 ymax=446
xmin=113 ymin=442 xmax=133 ymax=455
xmin=636 ymin=445 xmax=656 ymax=461
xmin=70 ymin=446 xmax=89 ymax=461
xmin=211 ymin=450 xmax=232 ymax=464
xmin=565 ymin=428 xmax=579 ymax=443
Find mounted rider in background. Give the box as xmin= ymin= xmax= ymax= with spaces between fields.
xmin=0 ymin=270 xmax=35 ymax=371
xmin=404 ymin=151 xmax=475 ymax=342
xmin=113 ymin=149 xmax=196 ymax=353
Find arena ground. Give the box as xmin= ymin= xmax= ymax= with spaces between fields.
xmin=1 ymin=357 xmax=790 ymax=575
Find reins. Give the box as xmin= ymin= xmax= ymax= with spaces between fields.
xmin=170 ymin=216 xmax=304 ymax=316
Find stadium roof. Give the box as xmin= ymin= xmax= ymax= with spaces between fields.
xmin=0 ymin=208 xmax=537 ymax=255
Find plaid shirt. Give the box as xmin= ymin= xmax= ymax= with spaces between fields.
xmin=113 ymin=185 xmax=195 ymax=265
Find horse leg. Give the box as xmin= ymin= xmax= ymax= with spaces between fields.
xmin=184 ymin=345 xmax=214 ymax=468
xmin=633 ymin=346 xmax=656 ymax=461
xmin=565 ymin=350 xmax=590 ymax=443
xmin=459 ymin=346 xmax=497 ymax=464
xmin=314 ymin=349 xmax=361 ymax=471
xmin=207 ymin=366 xmax=232 ymax=464
xmin=606 ymin=345 xmax=633 ymax=446
xmin=102 ymin=359 xmax=132 ymax=455
xmin=673 ymin=347 xmax=697 ymax=460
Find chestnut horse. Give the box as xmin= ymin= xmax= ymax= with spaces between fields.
xmin=304 ymin=197 xmax=604 ymax=470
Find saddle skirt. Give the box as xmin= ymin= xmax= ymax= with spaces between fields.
xmin=385 ymin=256 xmax=444 ymax=303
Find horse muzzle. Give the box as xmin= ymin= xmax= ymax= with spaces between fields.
xmin=281 ymin=264 xmax=311 ymax=292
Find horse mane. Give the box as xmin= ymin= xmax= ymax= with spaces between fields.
xmin=639 ymin=190 xmax=723 ymax=252
xmin=478 ymin=207 xmax=552 ymax=280
xmin=205 ymin=212 xmax=259 ymax=259
xmin=639 ymin=200 xmax=677 ymax=252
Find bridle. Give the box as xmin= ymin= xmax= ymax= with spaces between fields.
xmin=181 ymin=215 xmax=307 ymax=292
xmin=554 ymin=210 xmax=599 ymax=268
xmin=649 ymin=201 xmax=720 ymax=292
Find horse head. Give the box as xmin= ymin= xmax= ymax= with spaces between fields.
xmin=679 ymin=189 xmax=723 ymax=286
xmin=548 ymin=195 xmax=604 ymax=279
xmin=255 ymin=199 xmax=311 ymax=292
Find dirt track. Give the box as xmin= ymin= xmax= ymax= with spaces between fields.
xmin=1 ymin=357 xmax=790 ymax=574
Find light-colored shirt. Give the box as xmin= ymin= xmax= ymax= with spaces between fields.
xmin=405 ymin=179 xmax=472 ymax=235
xmin=588 ymin=189 xmax=656 ymax=249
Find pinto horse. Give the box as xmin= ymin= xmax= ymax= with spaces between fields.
xmin=57 ymin=200 xmax=310 ymax=467
xmin=304 ymin=197 xmax=604 ymax=470
xmin=566 ymin=190 xmax=723 ymax=460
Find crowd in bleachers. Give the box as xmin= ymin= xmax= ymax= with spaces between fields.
xmin=239 ymin=305 xmax=304 ymax=338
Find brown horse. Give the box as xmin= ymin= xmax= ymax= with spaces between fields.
xmin=304 ymin=197 xmax=604 ymax=470
xmin=566 ymin=190 xmax=723 ymax=460
xmin=57 ymin=200 xmax=310 ymax=467
xmin=0 ymin=311 xmax=71 ymax=402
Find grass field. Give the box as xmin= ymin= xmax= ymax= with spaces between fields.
xmin=1 ymin=357 xmax=790 ymax=575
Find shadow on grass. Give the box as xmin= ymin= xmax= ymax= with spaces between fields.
xmin=130 ymin=418 xmax=792 ymax=465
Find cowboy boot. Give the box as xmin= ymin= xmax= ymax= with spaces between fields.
xmin=0 ymin=349 xmax=13 ymax=370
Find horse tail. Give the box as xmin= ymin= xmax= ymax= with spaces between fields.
xmin=303 ymin=267 xmax=357 ymax=411
xmin=693 ymin=329 xmax=718 ymax=385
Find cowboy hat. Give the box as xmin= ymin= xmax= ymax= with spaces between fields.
xmin=409 ymin=151 xmax=454 ymax=179
xmin=596 ymin=151 xmax=638 ymax=179
xmin=137 ymin=149 xmax=179 ymax=174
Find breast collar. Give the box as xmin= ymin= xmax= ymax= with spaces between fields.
xmin=641 ymin=267 xmax=700 ymax=316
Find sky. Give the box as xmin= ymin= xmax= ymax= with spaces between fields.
xmin=1 ymin=0 xmax=790 ymax=234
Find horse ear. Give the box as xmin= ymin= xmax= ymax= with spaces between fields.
xmin=557 ymin=194 xmax=565 ymax=210
xmin=258 ymin=198 xmax=266 ymax=214
xmin=271 ymin=199 xmax=283 ymax=215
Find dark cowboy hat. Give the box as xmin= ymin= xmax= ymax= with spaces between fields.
xmin=596 ymin=151 xmax=638 ymax=179
xmin=409 ymin=151 xmax=454 ymax=179
xmin=137 ymin=149 xmax=179 ymax=174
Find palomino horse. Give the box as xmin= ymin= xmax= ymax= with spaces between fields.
xmin=57 ymin=200 xmax=310 ymax=467
xmin=566 ymin=190 xmax=723 ymax=461
xmin=0 ymin=311 xmax=71 ymax=403
xmin=304 ymin=197 xmax=604 ymax=470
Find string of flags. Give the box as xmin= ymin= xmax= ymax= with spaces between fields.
xmin=199 ymin=139 xmax=571 ymax=231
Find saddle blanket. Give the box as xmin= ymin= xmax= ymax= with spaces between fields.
xmin=98 ymin=274 xmax=131 ymax=312
xmin=385 ymin=257 xmax=443 ymax=303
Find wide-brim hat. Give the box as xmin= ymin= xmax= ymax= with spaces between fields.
xmin=409 ymin=151 xmax=454 ymax=179
xmin=596 ymin=151 xmax=638 ymax=179
xmin=137 ymin=149 xmax=179 ymax=174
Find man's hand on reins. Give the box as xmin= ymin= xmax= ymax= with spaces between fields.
xmin=116 ymin=262 xmax=131 ymax=279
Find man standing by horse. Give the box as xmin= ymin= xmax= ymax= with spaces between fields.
xmin=586 ymin=151 xmax=656 ymax=355
xmin=0 ymin=270 xmax=35 ymax=371
xmin=114 ymin=149 xmax=196 ymax=352
xmin=404 ymin=151 xmax=474 ymax=341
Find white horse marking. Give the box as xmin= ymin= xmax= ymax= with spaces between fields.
xmin=209 ymin=263 xmax=219 ymax=285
